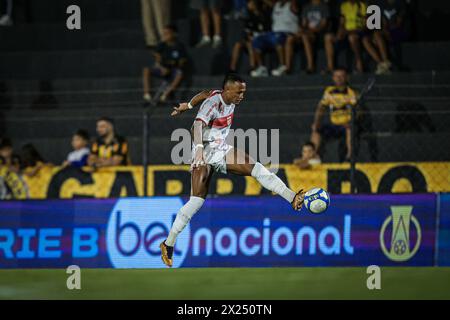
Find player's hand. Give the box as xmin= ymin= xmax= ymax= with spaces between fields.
xmin=192 ymin=147 xmax=205 ymax=168
xmin=170 ymin=102 xmax=189 ymax=116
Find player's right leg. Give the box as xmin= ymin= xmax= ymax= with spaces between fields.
xmin=226 ymin=148 xmax=305 ymax=211
xmin=160 ymin=164 xmax=213 ymax=267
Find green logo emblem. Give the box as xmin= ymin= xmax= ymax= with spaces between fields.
xmin=380 ymin=206 xmax=421 ymax=261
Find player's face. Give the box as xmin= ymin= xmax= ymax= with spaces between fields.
xmin=96 ymin=121 xmax=111 ymax=138
xmin=333 ymin=70 xmax=347 ymax=87
xmin=227 ymin=81 xmax=246 ymax=105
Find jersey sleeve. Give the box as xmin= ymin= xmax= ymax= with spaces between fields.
xmin=319 ymin=88 xmax=331 ymax=106
xmin=195 ymin=98 xmax=216 ymax=125
xmin=113 ymin=139 xmax=128 ymax=157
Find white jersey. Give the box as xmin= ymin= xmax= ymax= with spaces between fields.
xmin=194 ymin=90 xmax=235 ymax=151
xmin=272 ymin=1 xmax=299 ymax=34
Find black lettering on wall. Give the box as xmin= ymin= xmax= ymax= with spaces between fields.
xmin=378 ymin=165 xmax=427 ymax=193
xmin=154 ymin=170 xmax=190 ymax=196
xmin=327 ymin=169 xmax=371 ymax=194
xmin=47 ymin=166 xmax=94 ymax=198
xmin=109 ymin=171 xmax=138 ymax=197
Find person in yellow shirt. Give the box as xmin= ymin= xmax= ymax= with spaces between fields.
xmin=311 ymin=68 xmax=358 ymax=161
xmin=334 ymin=0 xmax=391 ymax=74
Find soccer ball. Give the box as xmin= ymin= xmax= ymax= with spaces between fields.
xmin=303 ymin=188 xmax=330 ymax=214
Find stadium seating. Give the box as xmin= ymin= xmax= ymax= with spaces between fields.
xmin=1 ymin=8 xmax=449 ymax=165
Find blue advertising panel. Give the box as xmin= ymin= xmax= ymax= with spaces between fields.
xmin=0 ymin=195 xmax=437 ymax=268
xmin=438 ymin=193 xmax=450 ymax=266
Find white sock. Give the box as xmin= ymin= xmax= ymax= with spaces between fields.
xmin=165 ymin=196 xmax=205 ymax=247
xmin=251 ymin=162 xmax=296 ymax=203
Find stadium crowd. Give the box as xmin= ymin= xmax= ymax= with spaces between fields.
xmin=0 ymin=0 xmax=415 ymax=177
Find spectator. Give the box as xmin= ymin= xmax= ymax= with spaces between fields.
xmin=251 ymin=0 xmax=300 ymax=77
xmin=293 ymin=141 xmax=322 ymax=169
xmin=225 ymin=0 xmax=248 ymax=20
xmin=310 ymin=68 xmax=358 ymax=162
xmin=88 ymin=117 xmax=129 ymax=168
xmin=334 ymin=0 xmax=391 ymax=74
xmin=20 ymin=143 xmax=48 ymax=177
xmin=63 ymin=130 xmax=90 ymax=168
xmin=284 ymin=0 xmax=333 ymax=74
xmin=192 ymin=0 xmax=223 ymax=48
xmin=0 ymin=137 xmax=13 ymax=166
xmin=229 ymin=0 xmax=272 ymax=73
xmin=376 ymin=0 xmax=408 ymax=70
xmin=0 ymin=138 xmax=21 ymax=174
xmin=140 ymin=0 xmax=171 ymax=48
xmin=0 ymin=0 xmax=12 ymax=26
xmin=142 ymin=24 xmax=188 ymax=103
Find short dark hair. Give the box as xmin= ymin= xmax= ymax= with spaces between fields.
xmin=164 ymin=24 xmax=178 ymax=33
xmin=97 ymin=117 xmax=114 ymax=126
xmin=0 ymin=137 xmax=12 ymax=149
xmin=74 ymin=129 xmax=90 ymax=141
xmin=333 ymin=66 xmax=348 ymax=74
xmin=303 ymin=141 xmax=316 ymax=150
xmin=222 ymin=73 xmax=245 ymax=88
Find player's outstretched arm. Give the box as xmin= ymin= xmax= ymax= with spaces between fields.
xmin=170 ymin=89 xmax=213 ymax=116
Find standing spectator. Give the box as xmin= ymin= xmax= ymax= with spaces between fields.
xmin=192 ymin=0 xmax=223 ymax=48
xmin=310 ymin=68 xmax=358 ymax=162
xmin=293 ymin=141 xmax=322 ymax=169
xmin=140 ymin=0 xmax=171 ymax=48
xmin=229 ymin=0 xmax=272 ymax=73
xmin=284 ymin=0 xmax=332 ymax=74
xmin=334 ymin=0 xmax=391 ymax=74
xmin=63 ymin=130 xmax=90 ymax=168
xmin=251 ymin=0 xmax=300 ymax=77
xmin=88 ymin=117 xmax=129 ymax=168
xmin=142 ymin=24 xmax=188 ymax=103
xmin=0 ymin=0 xmax=12 ymax=26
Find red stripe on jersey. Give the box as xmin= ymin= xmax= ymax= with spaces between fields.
xmin=211 ymin=113 xmax=234 ymax=128
xmin=208 ymin=90 xmax=222 ymax=98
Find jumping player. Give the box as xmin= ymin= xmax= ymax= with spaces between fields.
xmin=160 ymin=73 xmax=305 ymax=267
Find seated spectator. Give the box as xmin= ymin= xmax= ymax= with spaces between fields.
xmin=310 ymin=68 xmax=358 ymax=162
xmin=334 ymin=0 xmax=391 ymax=74
xmin=224 ymin=0 xmax=248 ymax=20
xmin=229 ymin=0 xmax=272 ymax=73
xmin=20 ymin=143 xmax=48 ymax=177
xmin=0 ymin=137 xmax=13 ymax=166
xmin=376 ymin=0 xmax=408 ymax=70
xmin=191 ymin=0 xmax=223 ymax=48
xmin=63 ymin=130 xmax=90 ymax=168
xmin=251 ymin=0 xmax=300 ymax=77
xmin=88 ymin=117 xmax=129 ymax=168
xmin=140 ymin=0 xmax=171 ymax=48
xmin=293 ymin=141 xmax=322 ymax=169
xmin=142 ymin=24 xmax=187 ymax=103
xmin=284 ymin=0 xmax=333 ymax=74
xmin=0 ymin=138 xmax=21 ymax=174
xmin=0 ymin=0 xmax=12 ymax=26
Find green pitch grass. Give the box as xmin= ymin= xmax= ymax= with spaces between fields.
xmin=0 ymin=267 xmax=449 ymax=300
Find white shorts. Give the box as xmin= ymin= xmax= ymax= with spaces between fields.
xmin=190 ymin=143 xmax=233 ymax=174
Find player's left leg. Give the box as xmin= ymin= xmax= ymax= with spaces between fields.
xmin=225 ymin=148 xmax=305 ymax=210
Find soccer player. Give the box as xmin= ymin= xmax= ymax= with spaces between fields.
xmin=160 ymin=73 xmax=305 ymax=267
